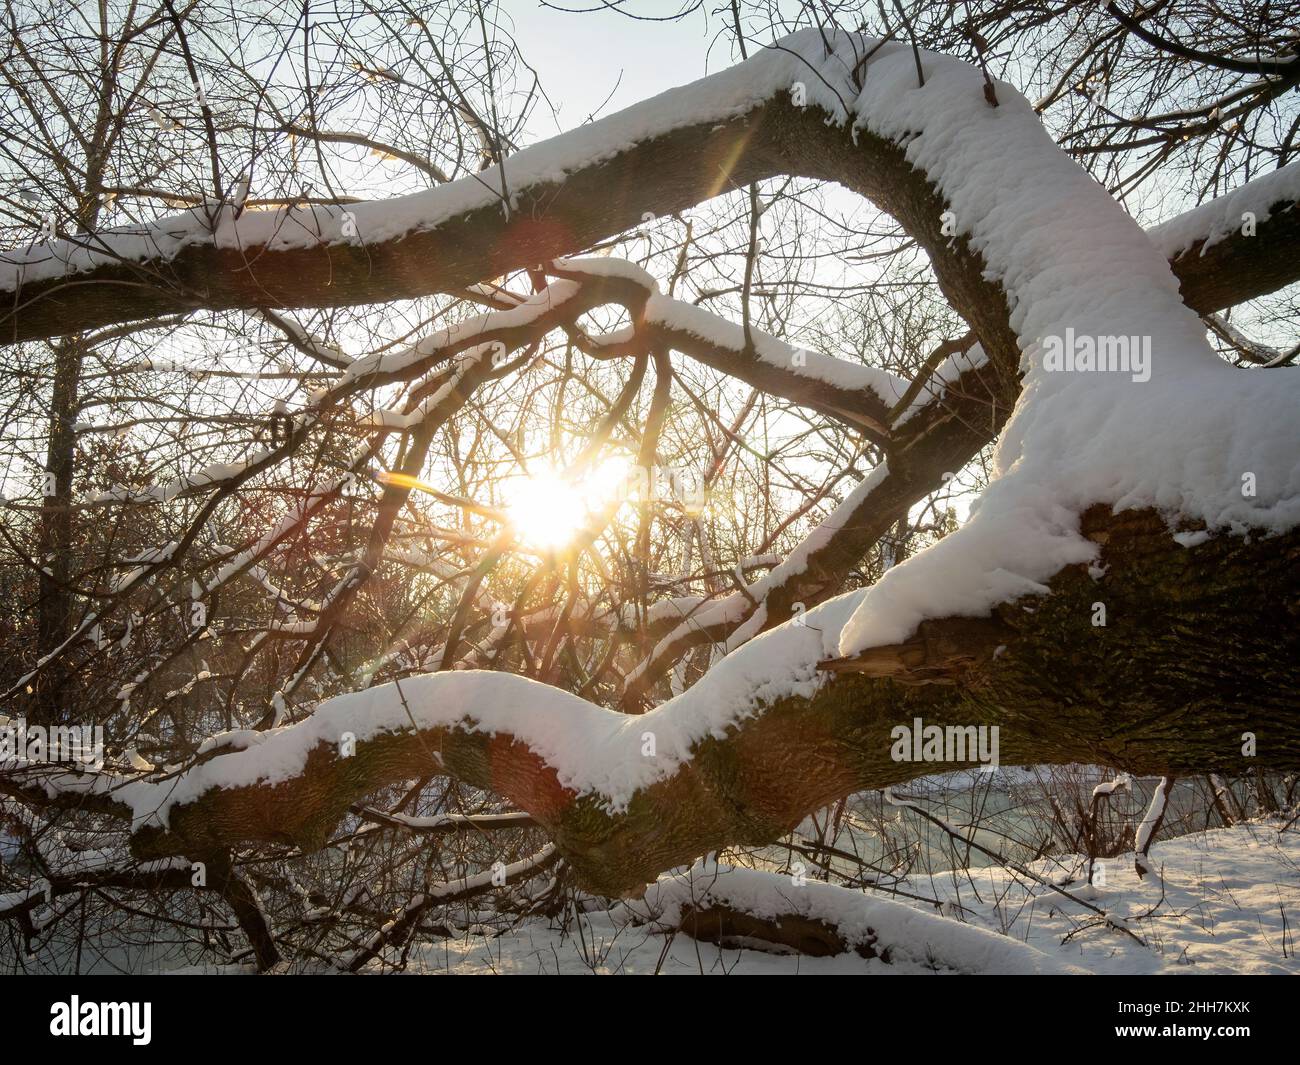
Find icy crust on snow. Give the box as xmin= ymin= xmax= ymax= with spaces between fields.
xmin=1151 ymin=159 xmax=1300 ymax=261
xmin=116 ymin=590 xmax=863 ymax=827
xmin=638 ymin=862 xmax=1083 ymax=974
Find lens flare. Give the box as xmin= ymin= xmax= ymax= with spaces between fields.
xmin=376 ymin=471 xmax=429 ymax=494
xmin=506 ymin=457 xmax=632 ymax=549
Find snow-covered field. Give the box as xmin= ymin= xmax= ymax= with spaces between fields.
xmin=390 ymin=822 xmax=1299 ymax=975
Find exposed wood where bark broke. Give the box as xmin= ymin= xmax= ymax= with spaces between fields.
xmin=676 ymin=904 xmax=884 ymax=960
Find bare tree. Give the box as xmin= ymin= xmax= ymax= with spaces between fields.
xmin=0 ymin=0 xmax=1297 ymax=971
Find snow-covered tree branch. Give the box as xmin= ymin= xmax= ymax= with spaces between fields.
xmin=1 ymin=0 xmax=1297 ymax=977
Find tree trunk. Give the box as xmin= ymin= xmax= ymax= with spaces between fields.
xmin=33 ymin=334 xmax=85 ymax=722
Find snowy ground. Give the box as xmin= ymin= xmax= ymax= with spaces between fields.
xmin=393 ymin=821 xmax=1299 ymax=975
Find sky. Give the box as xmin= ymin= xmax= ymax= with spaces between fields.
xmin=489 ymin=3 xmax=983 ymax=527
xmin=5 ymin=3 xmax=1283 ymax=505
xmin=500 ymin=2 xmax=740 ymax=140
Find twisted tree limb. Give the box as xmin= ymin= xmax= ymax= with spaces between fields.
xmin=8 ymin=508 xmax=1275 ymax=896
xmin=4 ymin=34 xmax=1298 ymax=909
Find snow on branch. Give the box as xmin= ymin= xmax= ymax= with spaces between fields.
xmin=1150 ymin=160 xmax=1300 ymax=262
xmin=0 ymin=30 xmax=1292 ymax=348
xmin=632 ymin=861 xmax=1083 ymax=973
xmin=820 ymin=39 xmax=1300 ymax=657
xmin=101 ymin=589 xmax=846 ymax=834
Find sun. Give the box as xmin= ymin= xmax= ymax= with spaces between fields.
xmin=506 ymin=458 xmax=631 ymax=549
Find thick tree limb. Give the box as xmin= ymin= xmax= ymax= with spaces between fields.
xmin=51 ymin=507 xmax=1283 ymax=897
xmin=4 ymin=33 xmax=1298 ymax=911
xmin=3 ymin=70 xmax=1292 ymax=346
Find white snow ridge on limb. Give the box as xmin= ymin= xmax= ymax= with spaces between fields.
xmin=814 ymin=37 xmax=1300 ymax=656
xmin=1150 ymin=159 xmax=1300 ymax=261
xmin=106 ymin=591 xmax=854 ymax=828
xmin=31 ymin=27 xmax=1298 ymax=842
